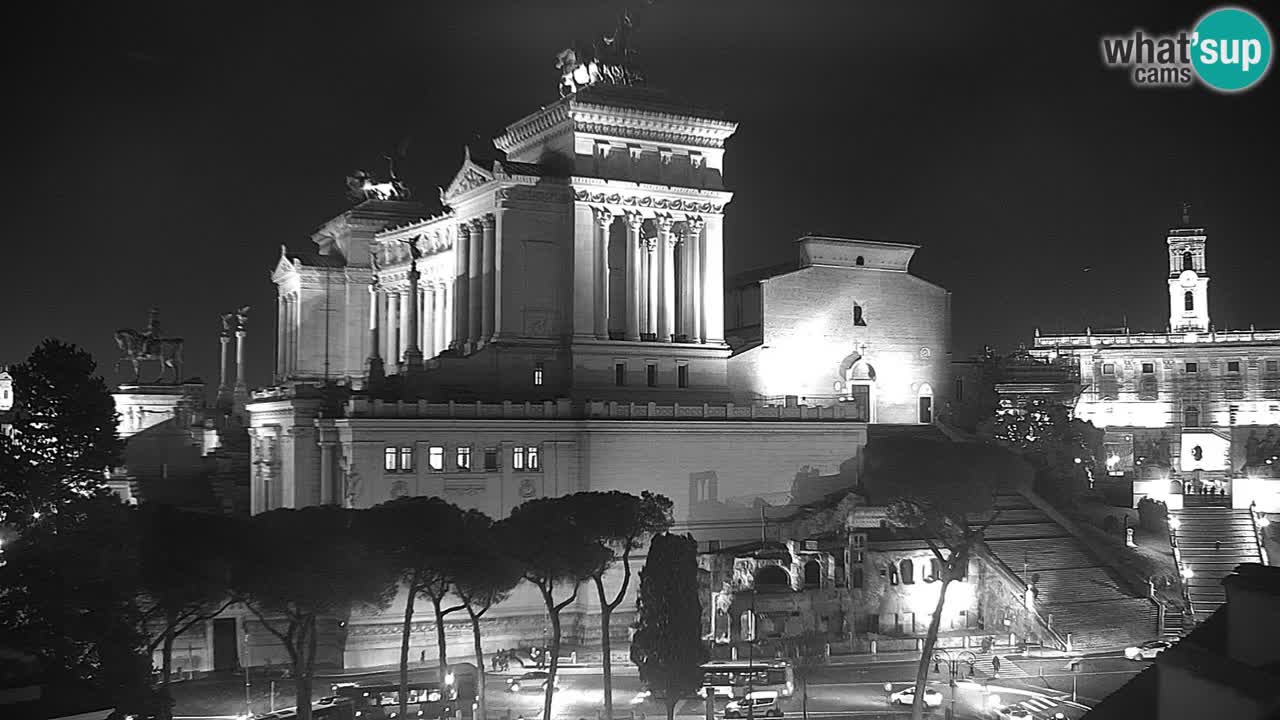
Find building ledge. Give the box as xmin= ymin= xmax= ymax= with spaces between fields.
xmin=339 ymin=397 xmax=873 ymax=422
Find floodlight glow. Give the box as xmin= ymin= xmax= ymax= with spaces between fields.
xmin=1181 ymin=567 xmax=1194 ymax=580
xmin=1259 ymin=517 xmax=1271 ymax=528
xmin=1170 ymin=517 xmax=1181 ymax=531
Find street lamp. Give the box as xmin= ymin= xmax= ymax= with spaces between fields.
xmin=931 ymin=649 xmax=976 ymax=719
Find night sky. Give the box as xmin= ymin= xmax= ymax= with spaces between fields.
xmin=4 ymin=1 xmax=1278 ymax=390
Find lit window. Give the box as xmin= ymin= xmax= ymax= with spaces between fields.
xmin=615 ymin=362 xmax=626 ymax=386
xmin=399 ymin=447 xmax=414 ymax=472
xmin=484 ymin=448 xmax=498 ymax=471
xmin=1228 ymin=361 xmax=1241 ymax=373
xmin=526 ymin=445 xmax=540 ymax=470
xmin=513 ymin=446 xmax=525 ymax=470
xmin=456 ymin=446 xmax=472 ymax=471
xmin=384 ymin=447 xmax=397 ymax=472
xmin=428 ymin=446 xmax=444 ymax=472
xmin=1142 ymin=363 xmax=1155 ymax=374
xmin=646 ymin=364 xmax=657 ymax=387
xmin=1102 ymin=363 xmax=1115 ymax=375
xmin=534 ymin=362 xmax=544 ymax=386
xmin=1186 ymin=362 xmax=1198 ymax=373
xmin=678 ymin=364 xmax=689 ymax=388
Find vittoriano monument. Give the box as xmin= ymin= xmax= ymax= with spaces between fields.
xmin=114 ymin=307 xmax=185 ymax=384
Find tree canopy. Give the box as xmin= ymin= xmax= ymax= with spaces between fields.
xmin=630 ymin=532 xmax=706 ymax=720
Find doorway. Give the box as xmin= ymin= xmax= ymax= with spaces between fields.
xmin=918 ymin=396 xmax=933 ymax=424
xmin=213 ymin=617 xmax=239 ymax=672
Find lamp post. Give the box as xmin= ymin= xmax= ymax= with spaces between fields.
xmin=931 ymin=649 xmax=976 ymax=720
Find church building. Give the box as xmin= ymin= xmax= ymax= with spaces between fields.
xmin=1031 ymin=209 xmax=1280 ymax=511
xmin=245 ymin=77 xmax=951 ymax=667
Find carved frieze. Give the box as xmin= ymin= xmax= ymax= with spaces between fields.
xmin=573 ymin=121 xmax=728 ymax=149
xmin=572 ymin=189 xmax=723 ymax=214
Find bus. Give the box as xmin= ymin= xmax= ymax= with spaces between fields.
xmin=330 ymin=679 xmax=458 ymax=720
xmin=697 ymin=660 xmax=795 ymax=699
xmin=253 ymin=695 xmax=356 ymax=720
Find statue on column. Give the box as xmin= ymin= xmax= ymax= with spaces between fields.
xmin=219 ymin=312 xmax=235 ymax=338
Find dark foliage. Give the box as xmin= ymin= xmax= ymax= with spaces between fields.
xmin=631 ymin=532 xmax=706 ymax=720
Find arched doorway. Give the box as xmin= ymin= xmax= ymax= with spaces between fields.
xmin=838 ymin=352 xmax=876 ymax=422
xmin=803 ymin=560 xmax=821 ymax=588
xmin=755 ymin=565 xmax=790 ymax=592
xmin=917 ymin=382 xmax=934 ymax=424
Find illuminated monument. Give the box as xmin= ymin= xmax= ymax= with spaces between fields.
xmin=245 ymin=15 xmax=953 ymax=668
xmin=1031 ymin=204 xmax=1280 ymax=511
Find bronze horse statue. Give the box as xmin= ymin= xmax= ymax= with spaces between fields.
xmin=114 ymin=329 xmax=184 ymax=384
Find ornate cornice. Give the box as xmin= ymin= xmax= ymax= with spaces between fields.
xmin=573 ymin=189 xmax=725 ymax=216
xmin=494 ymin=103 xmax=573 ymax=155
xmin=494 ymin=184 xmax=573 ymax=207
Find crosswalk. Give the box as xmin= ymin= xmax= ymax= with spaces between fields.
xmin=967 ymin=652 xmax=1031 ymax=680
xmin=1012 ymin=695 xmax=1060 ymax=714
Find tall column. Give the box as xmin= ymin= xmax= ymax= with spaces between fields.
xmin=319 ymin=440 xmax=337 ymax=505
xmin=593 ymin=208 xmax=612 ymax=339
xmin=367 ymin=284 xmax=384 ymax=384
xmin=218 ymin=333 xmax=231 ymax=395
xmin=433 ymin=285 xmax=446 ymax=356
xmin=481 ymin=214 xmax=496 ymax=343
xmin=688 ymin=218 xmax=705 ymax=343
xmin=454 ymin=224 xmax=470 ymax=349
xmin=403 ymin=255 xmax=424 ymax=372
xmin=468 ymin=219 xmax=484 ymax=348
xmin=399 ymin=288 xmax=413 ymax=370
xmin=625 ymin=212 xmax=643 ymax=341
xmin=422 ymin=285 xmax=434 ymax=358
xmin=235 ymin=328 xmax=248 ymax=391
xmin=286 ymin=295 xmax=297 ymax=375
xmin=382 ymin=290 xmax=394 ymax=364
xmin=658 ymin=216 xmax=676 ymax=342
xmin=442 ymin=283 xmax=453 ymax=351
xmin=646 ymin=238 xmax=659 ymax=337
xmin=702 ymin=214 xmax=726 ymax=344
xmin=275 ymin=296 xmax=285 ymax=380
xmin=387 ymin=291 xmax=400 ymax=370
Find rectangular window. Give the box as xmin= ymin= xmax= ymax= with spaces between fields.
xmin=1269 ymin=360 xmax=1279 ymax=373
xmin=527 ymin=444 xmax=540 ymax=470
xmin=615 ymin=362 xmax=626 ymax=386
xmin=484 ymin=448 xmax=499 ymax=471
xmin=1142 ymin=363 xmax=1155 ymax=374
xmin=513 ymin=445 xmax=540 ymax=471
xmin=677 ymin=364 xmax=689 ymax=388
xmin=1228 ymin=360 xmax=1241 ymax=373
xmin=1186 ymin=362 xmax=1198 ymax=373
xmin=1102 ymin=363 xmax=1115 ymax=375
xmin=513 ymin=446 xmax=525 ymax=471
xmin=954 ymin=377 xmax=964 ymax=401
xmin=384 ymin=447 xmax=398 ymax=472
xmin=534 ymin=362 xmax=544 ymax=386
xmin=456 ymin=446 xmax=472 ymax=471
xmin=398 ymin=447 xmax=414 ymax=472
xmin=647 ymin=364 xmax=657 ymax=387
xmin=428 ymin=446 xmax=445 ymax=472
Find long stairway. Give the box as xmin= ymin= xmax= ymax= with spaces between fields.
xmin=1171 ymin=506 xmax=1263 ymax=619
xmin=976 ymin=493 xmax=1158 ymax=652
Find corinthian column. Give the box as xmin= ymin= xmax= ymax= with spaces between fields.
xmin=387 ymin=291 xmax=400 ymax=369
xmin=645 ymin=238 xmax=659 ymax=338
xmin=687 ymin=217 xmax=705 ymax=343
xmin=403 ymin=249 xmax=424 ymax=373
xmin=367 ymin=283 xmax=384 ymax=384
xmin=276 ymin=295 xmax=286 ymax=379
xmin=399 ymin=287 xmax=414 ymax=371
xmin=625 ymin=212 xmax=642 ymax=341
xmin=454 ymin=224 xmax=470 ymax=349
xmin=468 ymin=218 xmax=483 ymax=349
xmin=235 ymin=327 xmax=248 ymax=391
xmin=481 ymin=214 xmax=496 ymax=343
xmin=657 ymin=216 xmax=676 ymax=342
xmin=593 ymin=208 xmax=613 ymax=339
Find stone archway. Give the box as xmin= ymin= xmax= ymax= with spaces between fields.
xmin=755 ymin=564 xmax=791 ymax=592
xmin=837 ymin=352 xmax=876 ymax=422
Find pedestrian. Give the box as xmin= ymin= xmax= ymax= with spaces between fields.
xmin=991 ymin=655 xmax=1001 ymax=677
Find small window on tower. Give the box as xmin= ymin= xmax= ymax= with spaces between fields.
xmin=853 ymin=305 xmax=866 ymax=327
xmin=1183 ymin=251 xmax=1194 ymax=271
xmin=534 ymin=362 xmax=544 ymax=386
xmin=1102 ymin=363 xmax=1115 ymax=375
xmin=855 ymin=256 xmax=865 ymax=266
xmin=1185 ymin=291 xmax=1194 ymax=312
xmin=1228 ymin=361 xmax=1241 ymax=373
xmin=1270 ymin=360 xmax=1280 ymax=373
xmin=1142 ymin=363 xmax=1155 ymax=374
xmin=1186 ymin=362 xmax=1198 ymax=373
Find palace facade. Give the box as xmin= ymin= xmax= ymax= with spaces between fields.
xmin=1030 ymin=212 xmax=1280 ymax=511
xmin=242 ymin=83 xmax=954 ymax=669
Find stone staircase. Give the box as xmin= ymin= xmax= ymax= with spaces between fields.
xmin=976 ymin=493 xmax=1158 ymax=652
xmin=1171 ymin=506 xmax=1263 ymax=619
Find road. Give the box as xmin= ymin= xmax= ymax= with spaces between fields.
xmin=370 ymin=652 xmax=1149 ymax=720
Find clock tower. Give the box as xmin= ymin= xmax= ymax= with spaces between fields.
xmin=1167 ymin=203 xmax=1210 ymax=333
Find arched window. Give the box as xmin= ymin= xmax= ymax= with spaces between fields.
xmin=1185 ymin=291 xmax=1194 ymax=312
xmin=899 ymin=559 xmax=915 ymax=585
xmin=925 ymin=558 xmax=942 ymax=583
xmin=755 ymin=565 xmax=790 ymax=592
xmin=853 ymin=305 xmax=866 ymax=326
xmin=1184 ymin=406 xmax=1200 ymax=428
xmin=803 ymin=560 xmax=821 ymax=588
xmin=855 ymin=256 xmax=865 ymax=266
xmin=1183 ymin=251 xmax=1194 ymax=271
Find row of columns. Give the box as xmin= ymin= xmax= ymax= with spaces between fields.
xmin=369 ymin=281 xmax=453 ymax=372
xmin=276 ymin=292 xmax=301 ymax=378
xmin=454 ymin=214 xmax=499 ymax=352
xmin=594 ymin=210 xmax=709 ymax=343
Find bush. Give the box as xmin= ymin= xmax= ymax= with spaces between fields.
xmin=1137 ymin=498 xmax=1169 ymax=531
xmin=1102 ymin=515 xmax=1120 ymax=535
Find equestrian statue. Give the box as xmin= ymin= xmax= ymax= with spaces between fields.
xmin=114 ymin=307 xmax=185 ymax=384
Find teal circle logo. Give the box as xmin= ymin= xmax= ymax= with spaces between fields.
xmin=1192 ymin=6 xmax=1273 ymax=92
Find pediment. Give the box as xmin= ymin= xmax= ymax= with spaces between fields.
xmin=441 ymin=147 xmax=495 ymax=203
xmin=271 ymin=246 xmax=299 ymax=283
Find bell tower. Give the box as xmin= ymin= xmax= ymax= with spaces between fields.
xmin=1167 ymin=202 xmax=1210 ymax=333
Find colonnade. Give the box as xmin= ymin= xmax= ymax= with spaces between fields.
xmin=368 ymin=280 xmax=454 ymax=372
xmin=594 ymin=210 xmax=710 ymax=343
xmin=276 ymin=291 xmax=302 ymax=378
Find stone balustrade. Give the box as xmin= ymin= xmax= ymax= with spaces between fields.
xmin=342 ymin=397 xmax=870 ymax=421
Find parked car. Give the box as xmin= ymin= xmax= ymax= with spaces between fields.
xmin=997 ymin=706 xmax=1034 ymax=720
xmin=1124 ymin=640 xmax=1173 ymax=661
xmin=506 ymin=671 xmax=560 ymax=693
xmin=1019 ymin=642 xmax=1069 ymax=659
xmin=724 ymin=691 xmax=784 ymax=718
xmin=888 ymin=685 xmax=943 ymax=708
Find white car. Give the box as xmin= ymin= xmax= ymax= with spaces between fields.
xmin=998 ymin=707 xmax=1034 ymax=720
xmin=889 ymin=686 xmax=943 ymax=708
xmin=1124 ymin=640 xmax=1172 ymax=661
xmin=724 ymin=691 xmax=784 ymax=718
